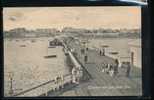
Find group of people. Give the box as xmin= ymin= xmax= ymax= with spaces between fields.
xmin=71 ymin=67 xmax=83 ymax=84
xmin=53 ymin=66 xmax=83 ymax=91
xmin=101 ymin=59 xmax=119 ymax=77
xmin=99 ymin=48 xmax=105 ymax=56
xmin=101 ymin=59 xmax=131 ymax=77
xmin=53 ymin=75 xmax=64 ymax=91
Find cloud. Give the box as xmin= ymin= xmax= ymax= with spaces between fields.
xmin=6 ymin=11 xmax=25 ymax=22
xmin=3 ymin=7 xmax=141 ymax=30
xmin=9 ymin=16 xmax=17 ymax=21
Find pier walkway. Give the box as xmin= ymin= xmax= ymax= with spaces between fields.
xmin=62 ymin=39 xmax=142 ymax=96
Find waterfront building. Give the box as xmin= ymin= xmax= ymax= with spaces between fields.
xmin=104 ymin=39 xmax=141 ymax=68
xmin=128 ymin=39 xmax=141 ymax=68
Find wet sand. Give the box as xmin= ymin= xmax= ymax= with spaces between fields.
xmin=4 ymin=37 xmax=69 ymax=96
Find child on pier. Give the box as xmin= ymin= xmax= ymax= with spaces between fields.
xmin=101 ymin=63 xmax=106 ymax=72
xmin=109 ymin=64 xmax=114 ymax=77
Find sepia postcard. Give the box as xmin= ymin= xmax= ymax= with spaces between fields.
xmin=3 ymin=7 xmax=142 ymax=97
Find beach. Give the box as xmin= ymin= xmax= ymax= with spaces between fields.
xmin=4 ymin=37 xmax=69 ymax=96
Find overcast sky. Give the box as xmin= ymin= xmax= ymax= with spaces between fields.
xmin=3 ymin=7 xmax=141 ymax=31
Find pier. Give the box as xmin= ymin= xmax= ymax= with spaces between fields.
xmin=10 ymin=37 xmax=142 ymax=96
xmin=60 ymin=37 xmax=142 ymax=96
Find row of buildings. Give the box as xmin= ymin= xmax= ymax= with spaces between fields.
xmin=4 ymin=27 xmax=140 ymax=38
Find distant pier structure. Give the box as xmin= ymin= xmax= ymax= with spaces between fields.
xmin=49 ymin=38 xmax=63 ymax=47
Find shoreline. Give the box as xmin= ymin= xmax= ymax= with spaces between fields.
xmin=3 ymin=36 xmax=141 ymax=39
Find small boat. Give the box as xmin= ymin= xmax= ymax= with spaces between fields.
xmin=109 ymin=52 xmax=118 ymax=55
xmin=22 ymin=39 xmax=26 ymax=41
xmin=44 ymin=55 xmax=57 ymax=58
xmin=20 ymin=45 xmax=26 ymax=47
xmin=48 ymin=46 xmax=56 ymax=48
xmin=31 ymin=40 xmax=36 ymax=43
xmin=16 ymin=40 xmax=19 ymax=42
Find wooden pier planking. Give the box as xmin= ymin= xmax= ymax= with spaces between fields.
xmin=65 ymin=39 xmax=142 ymax=96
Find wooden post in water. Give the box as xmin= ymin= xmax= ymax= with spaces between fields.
xmin=8 ymin=72 xmax=14 ymax=96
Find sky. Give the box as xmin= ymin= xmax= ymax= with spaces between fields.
xmin=3 ymin=7 xmax=141 ymax=31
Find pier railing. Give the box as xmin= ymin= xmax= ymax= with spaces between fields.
xmin=13 ymin=73 xmax=72 ymax=97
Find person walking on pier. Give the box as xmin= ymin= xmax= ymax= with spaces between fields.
xmin=86 ymin=47 xmax=88 ymax=51
xmin=84 ymin=55 xmax=88 ymax=63
xmin=81 ymin=48 xmax=85 ymax=54
xmin=99 ymin=49 xmax=102 ymax=56
xmin=126 ymin=62 xmax=131 ymax=77
xmin=60 ymin=75 xmax=64 ymax=89
xmin=102 ymin=48 xmax=105 ymax=56
xmin=106 ymin=63 xmax=110 ymax=74
xmin=114 ymin=59 xmax=119 ymax=75
xmin=54 ymin=75 xmax=62 ymax=91
xmin=109 ymin=64 xmax=114 ymax=77
xmin=101 ymin=63 xmax=105 ymax=72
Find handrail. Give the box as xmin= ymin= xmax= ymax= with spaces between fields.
xmin=13 ymin=73 xmax=71 ymax=96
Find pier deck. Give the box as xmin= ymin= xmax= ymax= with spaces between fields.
xmin=61 ymin=40 xmax=142 ymax=96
